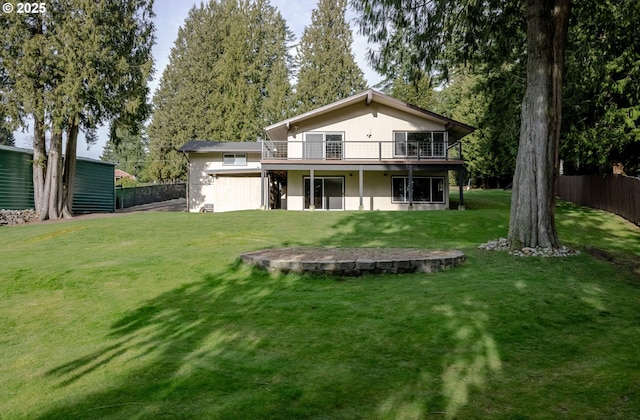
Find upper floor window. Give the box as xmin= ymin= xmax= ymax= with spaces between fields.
xmin=304 ymin=132 xmax=344 ymax=160
xmin=223 ymin=153 xmax=247 ymax=166
xmin=394 ymin=131 xmax=446 ymax=158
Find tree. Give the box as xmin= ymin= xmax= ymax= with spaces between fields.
xmin=0 ymin=114 xmax=14 ymax=146
xmin=101 ymin=128 xmax=149 ymax=181
xmin=294 ymin=0 xmax=367 ymax=114
xmin=1 ymin=1 xmax=154 ymax=220
xmin=385 ymin=70 xmax=437 ymax=111
xmin=148 ymin=0 xmax=293 ymax=182
xmin=561 ymin=0 xmax=640 ymax=176
xmin=354 ymin=0 xmax=570 ymax=249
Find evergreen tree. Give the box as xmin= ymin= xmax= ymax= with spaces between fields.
xmin=0 ymin=114 xmax=14 ymax=146
xmin=148 ymin=0 xmax=293 ymax=182
xmin=386 ymin=70 xmax=437 ymax=111
xmin=0 ymin=1 xmax=154 ymax=220
xmin=354 ymin=0 xmax=569 ymax=250
xmin=562 ymin=0 xmax=640 ymax=175
xmin=101 ymin=128 xmax=149 ymax=181
xmin=294 ymin=0 xmax=367 ymax=114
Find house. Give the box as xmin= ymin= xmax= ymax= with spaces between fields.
xmin=115 ymin=169 xmax=136 ymax=182
xmin=179 ymin=89 xmax=474 ymax=213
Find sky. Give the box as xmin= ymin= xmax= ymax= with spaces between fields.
xmin=13 ymin=0 xmax=382 ymax=160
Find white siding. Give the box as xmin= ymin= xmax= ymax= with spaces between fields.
xmin=281 ymin=102 xmax=448 ymax=161
xmin=187 ymin=151 xmax=262 ymax=212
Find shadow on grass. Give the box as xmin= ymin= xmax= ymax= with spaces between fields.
xmin=556 ymin=200 xmax=640 ymax=273
xmin=40 ymin=263 xmax=503 ymax=418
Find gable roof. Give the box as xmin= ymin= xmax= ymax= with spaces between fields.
xmin=178 ymin=141 xmax=262 ymax=153
xmin=264 ymin=89 xmax=475 ymax=141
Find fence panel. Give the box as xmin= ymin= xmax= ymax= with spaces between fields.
xmin=116 ymin=183 xmax=186 ymax=209
xmin=557 ymin=175 xmax=640 ymax=226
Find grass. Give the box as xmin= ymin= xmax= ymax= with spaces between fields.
xmin=1 ymin=190 xmax=639 ymax=419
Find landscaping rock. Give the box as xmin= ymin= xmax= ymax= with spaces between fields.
xmin=478 ymin=237 xmax=580 ymax=257
xmin=0 ymin=209 xmax=38 ymax=226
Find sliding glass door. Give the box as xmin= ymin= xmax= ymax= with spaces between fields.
xmin=303 ymin=177 xmax=344 ymax=210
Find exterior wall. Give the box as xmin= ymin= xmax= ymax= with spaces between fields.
xmin=0 ymin=145 xmax=115 ymax=213
xmin=280 ymin=102 xmax=448 ymax=160
xmin=0 ymin=146 xmax=35 ymax=209
xmin=286 ymin=169 xmax=449 ymax=211
xmin=73 ymin=158 xmax=116 ymax=214
xmin=187 ymin=151 xmax=262 ymax=212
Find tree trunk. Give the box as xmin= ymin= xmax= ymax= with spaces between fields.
xmin=45 ymin=131 xmax=64 ymax=219
xmin=32 ymin=116 xmax=48 ymax=221
xmin=508 ymin=0 xmax=570 ymax=249
xmin=61 ymin=116 xmax=79 ymax=219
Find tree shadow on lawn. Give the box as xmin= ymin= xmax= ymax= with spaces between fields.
xmin=40 ymin=194 xmax=638 ymax=419
xmin=555 ymin=200 xmax=640 ymax=276
xmin=40 ymin=256 xmax=503 ymax=419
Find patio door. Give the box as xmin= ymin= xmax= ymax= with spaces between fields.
xmin=304 ymin=177 xmax=344 ymax=210
xmin=303 ymin=132 xmax=344 ymax=160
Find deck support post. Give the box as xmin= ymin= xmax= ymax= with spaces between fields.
xmin=408 ymin=165 xmax=414 ymax=211
xmin=358 ymin=165 xmax=364 ymax=210
xmin=309 ymin=168 xmax=315 ymax=211
xmin=458 ymin=168 xmax=465 ymax=210
xmin=260 ymin=169 xmax=266 ymax=210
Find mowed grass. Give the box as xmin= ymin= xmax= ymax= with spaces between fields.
xmin=0 ymin=190 xmax=639 ymax=419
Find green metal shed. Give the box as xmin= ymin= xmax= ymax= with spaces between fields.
xmin=0 ymin=145 xmax=115 ymax=213
xmin=0 ymin=145 xmax=34 ymax=209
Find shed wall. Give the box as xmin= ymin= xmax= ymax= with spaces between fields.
xmin=0 ymin=146 xmax=114 ymax=213
xmin=0 ymin=147 xmax=35 ymax=209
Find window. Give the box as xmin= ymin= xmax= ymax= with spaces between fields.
xmin=392 ymin=176 xmax=445 ymax=203
xmin=223 ymin=153 xmax=247 ymax=166
xmin=394 ymin=131 xmax=447 ymax=158
xmin=304 ymin=132 xmax=344 ymax=160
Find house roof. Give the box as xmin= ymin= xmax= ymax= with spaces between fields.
xmin=115 ymin=169 xmax=135 ymax=178
xmin=264 ymin=89 xmax=475 ymax=141
xmin=178 ymin=140 xmax=262 ymax=153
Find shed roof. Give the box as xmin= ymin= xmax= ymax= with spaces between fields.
xmin=0 ymin=144 xmax=116 ymax=165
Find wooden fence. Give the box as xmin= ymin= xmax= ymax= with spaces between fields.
xmin=557 ymin=175 xmax=640 ymax=226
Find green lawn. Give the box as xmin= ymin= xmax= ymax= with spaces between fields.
xmin=1 ymin=190 xmax=639 ymax=419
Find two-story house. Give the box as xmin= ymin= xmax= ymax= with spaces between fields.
xmin=179 ymin=89 xmax=474 ymax=213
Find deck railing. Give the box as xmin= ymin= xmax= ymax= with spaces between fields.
xmin=262 ymin=140 xmax=462 ymax=161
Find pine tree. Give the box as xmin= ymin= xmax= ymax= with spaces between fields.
xmin=147 ymin=0 xmax=293 ymax=182
xmin=294 ymin=0 xmax=367 ymax=114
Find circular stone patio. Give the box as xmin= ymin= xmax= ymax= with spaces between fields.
xmin=241 ymin=248 xmax=465 ymax=276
